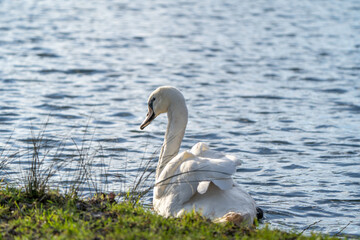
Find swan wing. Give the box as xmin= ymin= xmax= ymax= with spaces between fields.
xmin=154 ymin=151 xmax=197 ymax=199
xmin=190 ymin=142 xmax=243 ymax=166
xmin=155 ymin=143 xmax=239 ymax=205
xmin=179 ymin=156 xmax=236 ymax=194
xmin=189 ymin=142 xmax=239 ymax=193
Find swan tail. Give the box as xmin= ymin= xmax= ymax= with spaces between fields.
xmin=225 ymin=154 xmax=243 ymax=165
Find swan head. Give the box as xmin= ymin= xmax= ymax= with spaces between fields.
xmin=140 ymin=86 xmax=186 ymax=130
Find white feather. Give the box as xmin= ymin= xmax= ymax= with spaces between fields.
xmin=142 ymin=87 xmax=257 ymax=226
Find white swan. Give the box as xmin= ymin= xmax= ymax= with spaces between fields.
xmin=140 ymin=86 xmax=260 ymax=226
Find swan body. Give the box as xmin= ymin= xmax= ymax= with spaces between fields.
xmin=140 ymin=86 xmax=258 ymax=226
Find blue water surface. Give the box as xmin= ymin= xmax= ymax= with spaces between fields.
xmin=0 ymin=0 xmax=359 ymax=236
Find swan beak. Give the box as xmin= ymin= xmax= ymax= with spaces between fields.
xmin=140 ymin=107 xmax=155 ymax=130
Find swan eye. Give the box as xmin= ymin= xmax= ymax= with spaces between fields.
xmin=149 ymin=97 xmax=156 ymax=109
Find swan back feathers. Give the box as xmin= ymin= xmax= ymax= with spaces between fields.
xmin=154 ymin=142 xmax=241 ymax=215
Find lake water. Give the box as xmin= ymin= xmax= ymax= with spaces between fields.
xmin=0 ymin=0 xmax=359 ymax=236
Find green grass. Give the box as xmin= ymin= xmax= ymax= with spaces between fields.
xmin=0 ymin=186 xmax=346 ymax=240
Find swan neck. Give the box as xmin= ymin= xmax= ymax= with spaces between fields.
xmin=156 ymin=103 xmax=188 ymax=179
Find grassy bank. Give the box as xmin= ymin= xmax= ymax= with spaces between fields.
xmin=0 ymin=187 xmax=344 ymax=240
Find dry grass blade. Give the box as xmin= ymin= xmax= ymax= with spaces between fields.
xmin=334 ymin=221 xmax=352 ymax=236
xmin=23 ymin=120 xmax=69 ymax=197
xmin=0 ymin=132 xmax=18 ymax=177
xmin=298 ymin=220 xmax=322 ymax=236
xmin=69 ymin=124 xmax=107 ymax=196
xmin=126 ymin=153 xmax=157 ymax=204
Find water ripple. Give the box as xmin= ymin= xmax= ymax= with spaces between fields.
xmin=0 ymin=0 xmax=359 ymax=236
